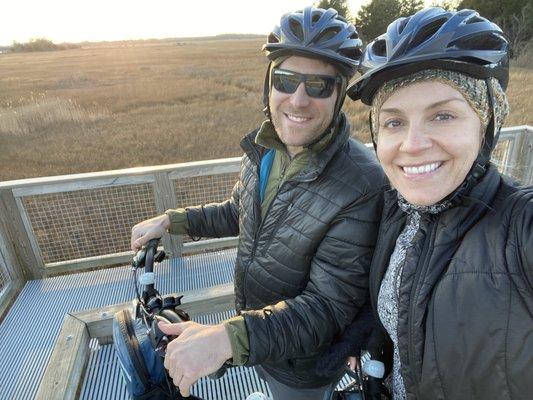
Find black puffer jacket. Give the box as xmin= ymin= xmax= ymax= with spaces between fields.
xmin=369 ymin=166 xmax=533 ymax=399
xmin=187 ymin=114 xmax=385 ymax=388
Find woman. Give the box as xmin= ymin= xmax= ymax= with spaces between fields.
xmin=347 ymin=7 xmax=532 ymax=400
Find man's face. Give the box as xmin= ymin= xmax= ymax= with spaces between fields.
xmin=269 ymin=56 xmax=338 ymax=156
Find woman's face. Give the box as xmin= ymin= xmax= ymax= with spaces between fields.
xmin=376 ymin=81 xmax=483 ymax=206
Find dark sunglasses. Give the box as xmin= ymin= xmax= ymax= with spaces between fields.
xmin=271 ymin=68 xmax=341 ymax=99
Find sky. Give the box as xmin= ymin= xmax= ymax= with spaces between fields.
xmin=1 ymin=0 xmax=370 ymax=46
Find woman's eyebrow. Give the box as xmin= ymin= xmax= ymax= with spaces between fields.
xmin=425 ymin=97 xmax=466 ymax=110
xmin=380 ymin=97 xmax=467 ymax=115
xmin=379 ymin=107 xmax=404 ymax=115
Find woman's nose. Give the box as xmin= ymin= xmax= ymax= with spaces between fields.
xmin=400 ymin=124 xmax=432 ymax=153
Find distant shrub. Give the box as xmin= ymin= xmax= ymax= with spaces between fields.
xmin=11 ymin=38 xmax=79 ymax=53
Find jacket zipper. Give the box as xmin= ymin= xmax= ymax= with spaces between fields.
xmin=243 ymin=155 xmax=311 ymax=307
xmin=249 ymin=157 xmax=289 ymax=260
xmin=241 ymin=137 xmax=263 ymax=308
xmin=407 ymin=215 xmax=439 ymax=398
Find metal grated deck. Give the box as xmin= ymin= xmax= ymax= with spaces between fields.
xmin=0 ymin=247 xmax=354 ymax=399
xmin=79 ymin=309 xmax=273 ymax=400
xmin=0 ymin=249 xmax=239 ymax=399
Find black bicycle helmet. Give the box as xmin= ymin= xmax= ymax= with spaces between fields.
xmin=347 ymin=7 xmax=509 ymax=104
xmin=264 ymin=6 xmax=363 ymax=78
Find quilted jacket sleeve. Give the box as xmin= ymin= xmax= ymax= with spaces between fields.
xmin=185 ymin=179 xmax=241 ymax=238
xmin=242 ymin=187 xmax=383 ymax=364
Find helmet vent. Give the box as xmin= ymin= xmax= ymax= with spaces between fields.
xmin=372 ymin=39 xmax=387 ymax=57
xmin=397 ymin=18 xmax=409 ymax=35
xmin=312 ymin=13 xmax=321 ymax=24
xmin=316 ymin=27 xmax=341 ymax=43
xmin=340 ymin=47 xmax=362 ymax=60
xmin=452 ymin=33 xmax=507 ymax=52
xmin=267 ymin=33 xmax=280 ymax=44
xmin=409 ymin=17 xmax=447 ymax=49
xmin=289 ymin=19 xmax=304 ymax=41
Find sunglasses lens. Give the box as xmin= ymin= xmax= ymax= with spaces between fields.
xmin=305 ymin=77 xmax=333 ymax=98
xmin=272 ymin=72 xmax=299 ymax=94
xmin=272 ymin=69 xmax=337 ymax=98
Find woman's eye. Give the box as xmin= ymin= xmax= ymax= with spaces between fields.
xmin=434 ymin=112 xmax=455 ymax=121
xmin=383 ymin=119 xmax=403 ymax=128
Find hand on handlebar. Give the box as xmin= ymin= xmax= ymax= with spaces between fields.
xmin=159 ymin=321 xmax=233 ymax=397
xmin=131 ymin=214 xmax=170 ymax=252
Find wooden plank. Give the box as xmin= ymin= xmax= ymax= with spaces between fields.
xmin=1 ymin=157 xmax=242 ymax=193
xmin=35 ymin=314 xmax=90 ymax=400
xmin=0 ymin=278 xmax=24 ymax=323
xmin=0 ymin=189 xmax=41 ymax=279
xmin=11 ymin=174 xmax=154 ymax=197
xmin=41 ymin=236 xmax=238 ymax=275
xmin=43 ymin=251 xmax=133 ymax=277
xmin=0 ymin=207 xmax=25 ymax=282
xmin=75 ymin=282 xmax=235 ymax=339
xmin=153 ymin=172 xmax=181 ymax=258
xmin=168 ymin=160 xmax=241 ymax=180
xmin=182 ymin=237 xmax=238 ymax=254
xmin=520 ymin=127 xmax=533 ymax=185
xmin=14 ymin=196 xmax=46 ymax=272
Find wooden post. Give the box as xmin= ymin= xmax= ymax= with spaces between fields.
xmin=34 ymin=314 xmax=90 ymax=400
xmin=153 ymin=172 xmax=182 ymax=257
xmin=0 ymin=188 xmax=42 ymax=279
xmin=520 ymin=127 xmax=533 ymax=185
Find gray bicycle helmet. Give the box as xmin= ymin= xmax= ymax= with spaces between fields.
xmin=347 ymin=7 xmax=509 ymax=104
xmin=264 ymin=6 xmax=363 ymax=78
xmin=262 ymin=6 xmax=363 ymax=140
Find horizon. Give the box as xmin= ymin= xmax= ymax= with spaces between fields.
xmin=1 ymin=0 xmax=369 ymax=47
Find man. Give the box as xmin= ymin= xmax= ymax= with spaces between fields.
xmin=131 ymin=7 xmax=384 ymax=400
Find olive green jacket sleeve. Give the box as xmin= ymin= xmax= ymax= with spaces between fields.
xmin=222 ymin=316 xmax=250 ymax=365
xmin=164 ymin=208 xmax=189 ymax=235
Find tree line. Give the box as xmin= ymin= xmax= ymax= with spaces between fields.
xmin=315 ymin=0 xmax=533 ymax=58
xmin=10 ymin=38 xmax=79 ymax=53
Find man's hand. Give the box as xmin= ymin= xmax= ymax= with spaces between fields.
xmin=131 ymin=214 xmax=170 ymax=251
xmin=159 ymin=321 xmax=233 ymax=397
xmin=347 ymin=356 xmax=358 ymax=371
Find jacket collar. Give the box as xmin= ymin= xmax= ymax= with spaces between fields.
xmin=371 ymin=164 xmax=502 ymax=325
xmin=383 ymin=163 xmax=501 ymax=220
xmin=240 ymin=112 xmax=350 ymax=182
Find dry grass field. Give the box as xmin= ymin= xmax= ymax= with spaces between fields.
xmin=1 ymin=37 xmax=532 ymax=181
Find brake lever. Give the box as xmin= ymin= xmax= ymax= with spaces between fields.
xmin=151 ymin=315 xmax=177 ymax=357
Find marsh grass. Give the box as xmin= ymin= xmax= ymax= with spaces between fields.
xmin=0 ymin=38 xmax=531 ymax=180
xmin=0 ymin=95 xmax=109 ymax=136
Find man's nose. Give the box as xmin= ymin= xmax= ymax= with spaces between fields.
xmin=289 ymin=81 xmax=311 ymax=108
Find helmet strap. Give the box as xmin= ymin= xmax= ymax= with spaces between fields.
xmin=444 ymin=78 xmax=498 ymax=205
xmin=262 ymin=63 xmax=272 ymax=118
xmin=369 ymin=110 xmax=378 ymax=152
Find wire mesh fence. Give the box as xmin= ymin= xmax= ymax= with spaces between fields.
xmin=492 ymin=138 xmax=513 ymax=172
xmin=174 ymin=172 xmax=240 ymax=243
xmin=22 ymin=184 xmax=157 ymax=263
xmin=15 ymin=170 xmax=240 ymax=265
xmin=3 ymin=126 xmax=531 ymax=271
xmin=493 ymin=127 xmax=533 ymax=185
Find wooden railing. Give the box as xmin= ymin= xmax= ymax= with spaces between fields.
xmin=0 ymin=125 xmax=532 ymax=320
